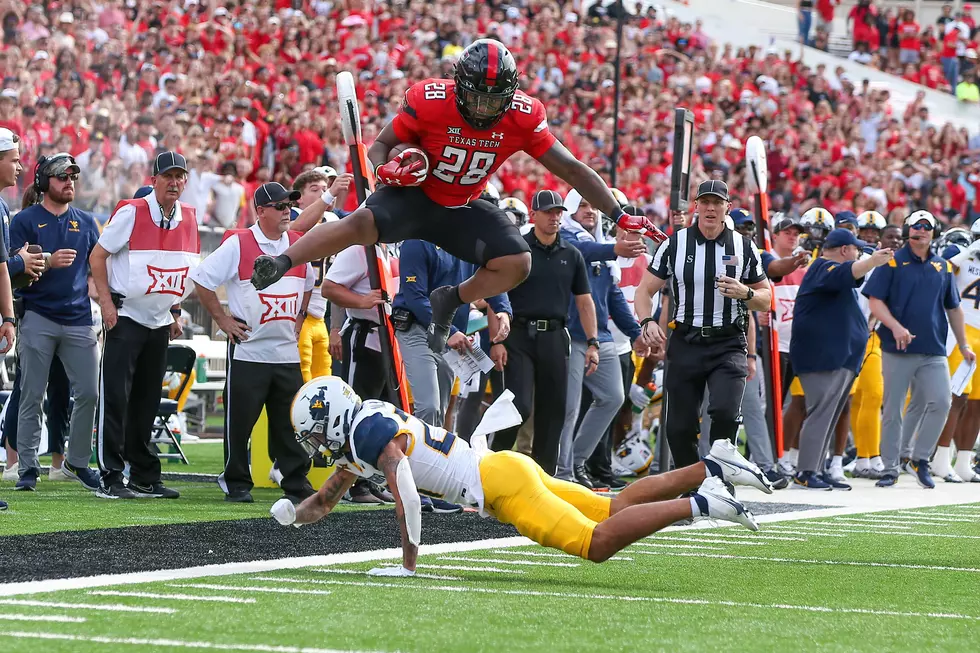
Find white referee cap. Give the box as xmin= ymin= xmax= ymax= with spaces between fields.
xmin=0 ymin=128 xmax=17 ymax=153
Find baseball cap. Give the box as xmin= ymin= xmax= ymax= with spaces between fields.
xmin=729 ymin=208 xmax=753 ymax=226
xmin=134 ymin=185 xmax=154 ymax=199
xmin=773 ymin=215 xmax=803 ymax=233
xmin=0 ymin=128 xmax=16 ymax=153
xmin=314 ymin=165 xmax=338 ymax=179
xmin=153 ymin=151 xmax=188 ymax=176
xmin=531 ymin=189 xmax=566 ymax=212
xmin=835 ymin=210 xmax=858 ymax=227
xmin=696 ymin=179 xmax=729 ymax=201
xmin=824 ymin=228 xmax=867 ymax=249
xmin=254 ymin=182 xmax=300 ymax=207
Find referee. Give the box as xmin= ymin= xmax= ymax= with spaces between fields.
xmin=634 ymin=180 xmax=772 ymax=468
xmin=490 ymin=189 xmax=596 ymax=476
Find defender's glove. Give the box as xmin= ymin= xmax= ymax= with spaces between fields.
xmin=612 ymin=207 xmax=667 ymax=244
xmin=367 ymin=565 xmax=416 ymax=577
xmin=270 ymin=498 xmax=300 ymax=528
xmin=252 ymin=254 xmax=293 ymax=290
xmin=375 ymin=148 xmax=429 ymax=187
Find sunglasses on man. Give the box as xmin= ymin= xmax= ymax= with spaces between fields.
xmin=262 ymin=202 xmax=293 ymax=211
xmin=55 ymin=173 xmax=79 ymax=182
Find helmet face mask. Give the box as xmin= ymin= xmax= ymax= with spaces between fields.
xmin=454 ymin=39 xmax=519 ymax=131
xmin=292 ymin=377 xmax=361 ymax=465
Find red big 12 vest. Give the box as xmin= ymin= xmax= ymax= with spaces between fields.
xmin=113 ymin=198 xmax=200 ymax=328
xmin=221 ymin=227 xmax=307 ymax=363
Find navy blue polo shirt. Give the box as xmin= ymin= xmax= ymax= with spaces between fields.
xmin=862 ymin=244 xmax=960 ymax=356
xmin=790 ymin=257 xmax=868 ymax=374
xmin=9 ymin=204 xmax=99 ymax=326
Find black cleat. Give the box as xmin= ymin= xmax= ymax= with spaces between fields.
xmin=427 ymin=285 xmax=461 ymax=353
xmin=130 ymin=482 xmax=180 ymax=499
xmin=252 ymin=254 xmax=293 ymax=290
xmin=225 ymin=490 xmax=254 ymax=503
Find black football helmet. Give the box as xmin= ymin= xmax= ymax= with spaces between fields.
xmin=454 ymin=39 xmax=520 ymax=130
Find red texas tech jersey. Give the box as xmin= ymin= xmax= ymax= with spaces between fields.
xmin=391 ymin=78 xmax=556 ymax=207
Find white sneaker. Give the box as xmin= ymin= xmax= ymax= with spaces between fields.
xmin=693 ymin=477 xmax=760 ymax=531
xmin=828 ymin=465 xmax=846 ymax=484
xmin=705 ymin=439 xmax=774 ymax=494
xmin=48 ymin=465 xmax=72 ymax=481
xmin=777 ymin=459 xmax=796 ymax=477
xmin=2 ymin=461 xmax=18 ymax=482
xmin=929 ymin=461 xmax=962 ymax=483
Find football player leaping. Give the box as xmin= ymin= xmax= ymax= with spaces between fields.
xmin=271 ymin=377 xmax=772 ymax=576
xmin=250 ymin=39 xmax=666 ymax=354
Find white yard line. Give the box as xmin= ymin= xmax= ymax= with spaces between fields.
xmin=633 ymin=550 xmax=980 ymax=574
xmin=660 ymin=532 xmax=807 ymax=542
xmin=647 ymin=536 xmax=767 ymax=546
xmin=88 ymin=591 xmax=256 ymax=604
xmin=0 ymin=632 xmax=382 ymax=653
xmin=895 ymin=511 xmax=980 ymax=519
xmin=488 ymin=550 xmax=632 ymax=561
xmin=761 ymin=528 xmax=846 ymax=538
xmin=632 ymin=542 xmax=726 ymax=551
xmin=238 ymin=577 xmax=980 ymax=622
xmin=437 ymin=556 xmax=579 ymax=567
xmin=771 ymin=526 xmax=980 ymax=539
xmin=308 ymin=568 xmax=461 ymax=581
xmin=0 ymin=599 xmax=175 ymax=613
xmin=0 ymin=614 xmax=85 ymax=623
xmin=886 ymin=513 xmax=976 ymax=523
xmin=814 ymin=519 xmax=913 ymax=529
xmin=172 ymin=584 xmax=333 ymax=596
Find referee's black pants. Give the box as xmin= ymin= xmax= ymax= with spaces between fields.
xmin=97 ymin=316 xmax=170 ymax=487
xmin=220 ymin=349 xmax=312 ymax=497
xmin=492 ymin=326 xmax=568 ymax=476
xmin=341 ymin=319 xmax=398 ymax=403
xmin=662 ymin=332 xmax=748 ymax=468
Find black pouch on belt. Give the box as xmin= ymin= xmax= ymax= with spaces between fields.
xmin=390 ymin=308 xmax=414 ymax=332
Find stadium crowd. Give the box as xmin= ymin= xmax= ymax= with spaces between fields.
xmin=0 ymin=0 xmax=979 ymax=513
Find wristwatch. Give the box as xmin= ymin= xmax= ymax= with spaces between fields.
xmin=2 ymin=316 xmax=15 ymax=326
xmin=586 ymin=337 xmax=600 ymax=349
xmin=743 ymin=288 xmax=755 ymax=302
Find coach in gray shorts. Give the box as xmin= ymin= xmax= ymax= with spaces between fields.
xmin=863 ymin=211 xmax=975 ymax=488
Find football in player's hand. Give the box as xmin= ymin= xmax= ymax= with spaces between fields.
xmin=388 ymin=143 xmax=426 ymax=164
xmin=377 ymin=143 xmax=430 ymax=187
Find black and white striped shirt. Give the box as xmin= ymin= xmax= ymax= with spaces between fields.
xmin=648 ymin=226 xmax=767 ymax=328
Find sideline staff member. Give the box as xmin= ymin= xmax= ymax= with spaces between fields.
xmin=90 ymin=152 xmax=200 ymax=500
xmin=191 ymin=182 xmax=316 ymax=504
xmin=791 ymin=229 xmax=893 ymax=490
xmin=11 ymin=153 xmax=101 ymax=492
xmin=491 ymin=189 xmax=596 ymax=476
xmin=863 ymin=210 xmax=975 ymax=489
xmin=635 ymin=180 xmax=772 ymax=468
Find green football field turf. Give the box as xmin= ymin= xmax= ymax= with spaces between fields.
xmin=2 ymin=504 xmax=979 ymax=653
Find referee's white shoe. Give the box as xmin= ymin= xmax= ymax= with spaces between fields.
xmin=704 ymin=439 xmax=774 ymax=494
xmin=692 ymin=477 xmax=760 ymax=531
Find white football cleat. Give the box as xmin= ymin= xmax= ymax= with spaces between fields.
xmin=705 ymin=439 xmax=773 ymax=494
xmin=48 ymin=465 xmax=72 ymax=482
xmin=693 ymin=476 xmax=760 ymax=531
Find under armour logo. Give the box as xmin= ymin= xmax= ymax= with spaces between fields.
xmin=448 ymin=127 xmax=462 ymax=135
xmin=561 ymin=260 xmax=568 ymax=265
xmin=259 ymin=293 xmax=299 ymax=324
xmin=491 ymin=132 xmax=505 ymax=140
xmin=146 ymin=266 xmax=189 ymax=296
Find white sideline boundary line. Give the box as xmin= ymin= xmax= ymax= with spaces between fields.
xmin=233 ymin=576 xmax=980 ymax=622
xmin=0 ymin=632 xmax=382 ymax=653
xmin=4 ymin=495 xmax=980 ymax=597
xmin=88 ymin=591 xmax=257 ymax=604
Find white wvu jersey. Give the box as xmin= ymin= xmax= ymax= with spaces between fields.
xmin=338 ymin=400 xmax=485 ymax=511
xmin=954 ymin=255 xmax=980 ymax=330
